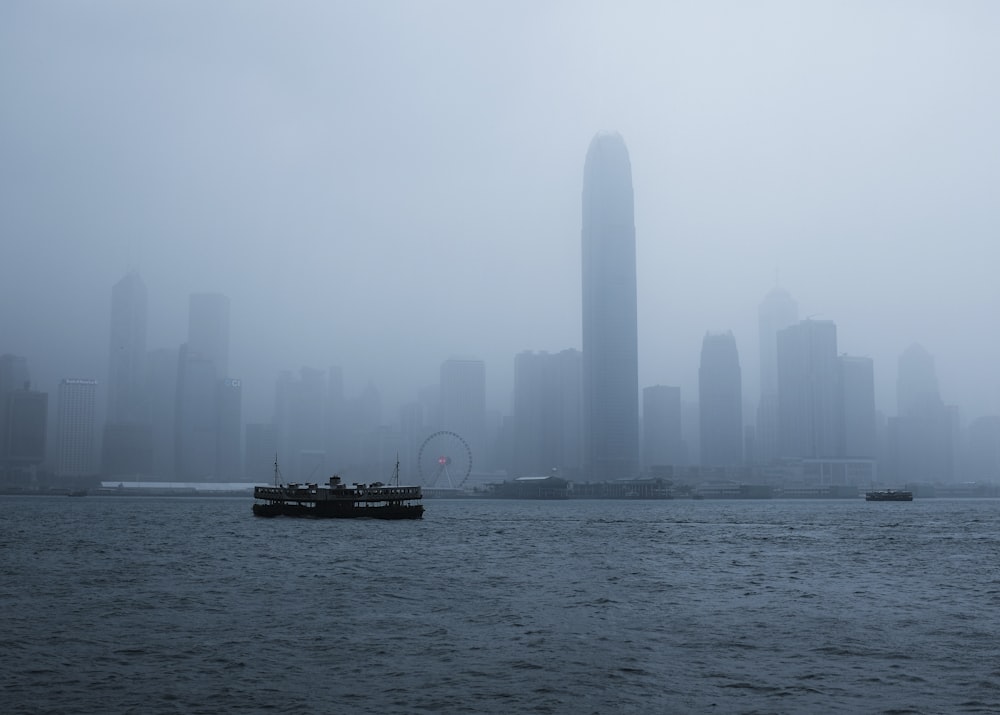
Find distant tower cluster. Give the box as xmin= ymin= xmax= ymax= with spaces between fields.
xmin=581 ymin=132 xmax=640 ymax=480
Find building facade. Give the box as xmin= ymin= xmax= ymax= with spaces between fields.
xmin=512 ymin=349 xmax=582 ymax=478
xmin=581 ymin=132 xmax=639 ymax=480
xmin=642 ymin=385 xmax=683 ymax=471
xmin=776 ymin=319 xmax=841 ymax=459
xmin=55 ymin=378 xmax=98 ymax=478
xmin=698 ymin=332 xmax=744 ymax=466
xmin=756 ymin=287 xmax=798 ymax=463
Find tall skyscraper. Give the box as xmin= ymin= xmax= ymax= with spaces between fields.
xmin=104 ymin=272 xmax=152 ymax=476
xmin=839 ymin=356 xmax=876 ymax=459
xmin=174 ymin=293 xmax=233 ymax=481
xmin=146 ymin=347 xmax=178 ymax=479
xmin=55 ymin=378 xmax=98 ymax=477
xmin=217 ymin=378 xmax=243 ymax=481
xmin=756 ymin=287 xmax=798 ymax=463
xmin=581 ymin=132 xmax=639 ymax=480
xmin=776 ymin=319 xmax=841 ymax=459
xmin=698 ymin=332 xmax=744 ymax=466
xmin=4 ymin=388 xmax=48 ymax=468
xmin=107 ymin=272 xmax=148 ymax=424
xmin=174 ymin=344 xmax=217 ymax=480
xmin=642 ymin=385 xmax=683 ymax=470
xmin=0 ymin=354 xmax=30 ymax=463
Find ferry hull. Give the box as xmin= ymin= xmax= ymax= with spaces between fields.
xmin=252 ymin=502 xmax=424 ymax=519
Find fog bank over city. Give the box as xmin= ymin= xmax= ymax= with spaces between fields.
xmin=3 ymin=1 xmax=998 ymax=424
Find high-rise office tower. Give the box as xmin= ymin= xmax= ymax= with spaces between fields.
xmin=642 ymin=385 xmax=683 ymax=470
xmin=888 ymin=344 xmax=954 ymax=482
xmin=174 ymin=293 xmax=232 ymax=481
xmin=966 ymin=416 xmax=1000 ymax=481
xmin=104 ymin=272 xmax=152 ymax=476
xmin=146 ymin=347 xmax=178 ymax=479
xmin=217 ymin=378 xmax=242 ymax=481
xmin=698 ymin=332 xmax=744 ymax=466
xmin=440 ymin=358 xmax=487 ymax=471
xmin=776 ymin=319 xmax=841 ymax=459
xmin=512 ymin=350 xmax=582 ymax=478
xmin=107 ymin=272 xmax=148 ymax=424
xmin=55 ymin=378 xmax=98 ymax=477
xmin=756 ymin=287 xmax=798 ymax=463
xmin=188 ymin=293 xmax=230 ymax=376
xmin=174 ymin=344 xmax=217 ymax=480
xmin=839 ymin=356 xmax=876 ymax=458
xmin=581 ymin=132 xmax=639 ymax=480
xmin=0 ymin=354 xmax=30 ymax=462
xmin=4 ymin=387 xmax=47 ymax=468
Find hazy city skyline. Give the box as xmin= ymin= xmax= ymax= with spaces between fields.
xmin=3 ymin=2 xmax=999 ymax=427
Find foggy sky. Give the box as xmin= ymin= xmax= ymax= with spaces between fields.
xmin=2 ymin=1 xmax=998 ymax=425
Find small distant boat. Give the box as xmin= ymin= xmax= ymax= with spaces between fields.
xmin=252 ymin=457 xmax=423 ymax=519
xmin=865 ymin=489 xmax=913 ymax=502
xmin=67 ymin=489 xmax=88 ymax=497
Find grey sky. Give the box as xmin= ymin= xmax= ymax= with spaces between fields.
xmin=2 ymin=1 xmax=998 ymax=423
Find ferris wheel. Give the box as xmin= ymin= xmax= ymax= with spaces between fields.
xmin=417 ymin=431 xmax=473 ymax=489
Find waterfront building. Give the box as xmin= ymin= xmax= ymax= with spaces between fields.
xmin=887 ymin=344 xmax=954 ymax=482
xmin=146 ymin=347 xmax=178 ymax=479
xmin=3 ymin=386 xmax=48 ymax=471
xmin=188 ymin=293 xmax=230 ymax=376
xmin=173 ymin=293 xmax=232 ymax=481
xmin=699 ymin=332 xmax=744 ymax=466
xmin=839 ymin=355 xmax=876 ymax=459
xmin=107 ymin=272 xmax=147 ymax=424
xmin=966 ymin=415 xmax=1000 ymax=481
xmin=512 ymin=349 xmax=583 ymax=478
xmin=776 ymin=319 xmax=841 ymax=459
xmin=104 ymin=272 xmax=153 ymax=475
xmin=174 ymin=343 xmax=218 ymax=480
xmin=55 ymin=378 xmax=98 ymax=477
xmin=581 ymin=132 xmax=639 ymax=480
xmin=642 ymin=385 xmax=683 ymax=471
xmin=217 ymin=378 xmax=242 ymax=480
xmin=0 ymin=354 xmax=31 ymax=463
xmin=756 ymin=287 xmax=798 ymax=463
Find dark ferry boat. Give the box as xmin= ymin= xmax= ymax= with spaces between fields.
xmin=253 ymin=459 xmax=423 ymax=519
xmin=865 ymin=489 xmax=913 ymax=502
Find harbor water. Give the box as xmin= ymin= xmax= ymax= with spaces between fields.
xmin=2 ymin=495 xmax=999 ymax=714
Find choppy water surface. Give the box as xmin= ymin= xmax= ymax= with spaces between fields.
xmin=2 ymin=496 xmax=999 ymax=714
